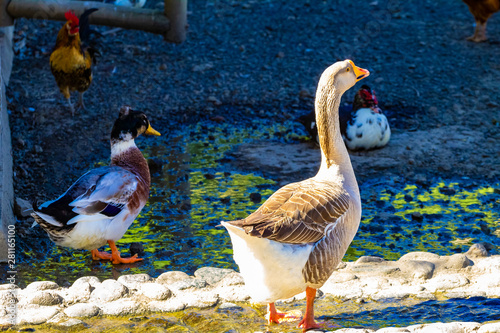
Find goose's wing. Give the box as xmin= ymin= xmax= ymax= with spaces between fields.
xmin=230 ymin=179 xmax=350 ymax=244
xmin=34 ymin=166 xmax=138 ymax=227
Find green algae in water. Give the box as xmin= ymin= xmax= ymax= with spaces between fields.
xmin=13 ymin=120 xmax=500 ymax=286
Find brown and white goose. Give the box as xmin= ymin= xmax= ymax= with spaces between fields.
xmin=32 ymin=106 xmax=160 ymax=264
xmin=222 ymin=60 xmax=367 ymax=331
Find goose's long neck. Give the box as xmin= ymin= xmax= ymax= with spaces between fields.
xmin=315 ymin=85 xmax=356 ymax=186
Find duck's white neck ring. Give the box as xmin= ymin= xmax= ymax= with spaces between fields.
xmin=110 ymin=138 xmax=137 ymax=158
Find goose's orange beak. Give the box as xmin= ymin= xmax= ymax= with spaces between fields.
xmin=348 ymin=60 xmax=370 ymax=82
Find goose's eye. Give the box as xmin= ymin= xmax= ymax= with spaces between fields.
xmin=346 ymin=68 xmax=350 ymax=72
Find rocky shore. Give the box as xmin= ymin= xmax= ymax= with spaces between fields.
xmin=0 ymin=244 xmax=499 ymax=332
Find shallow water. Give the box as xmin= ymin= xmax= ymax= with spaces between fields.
xmin=12 ymin=120 xmax=500 ymax=287
xmin=12 ymin=297 xmax=500 ymax=332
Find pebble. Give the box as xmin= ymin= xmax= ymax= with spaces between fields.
xmin=466 ymin=243 xmax=489 ymax=258
xmin=100 ymin=299 xmax=140 ymax=316
xmin=169 ymin=278 xmax=207 ymax=291
xmin=117 ymin=274 xmax=151 ymax=291
xmin=138 ymin=283 xmax=172 ymax=301
xmin=24 ymin=281 xmax=58 ymax=292
xmin=156 ymin=271 xmax=191 ymax=285
xmin=398 ymin=260 xmax=435 ymax=280
xmin=26 ymin=291 xmax=63 ymax=306
xmin=64 ymin=303 xmax=100 ymax=318
xmin=90 ymin=279 xmax=127 ymax=302
xmin=194 ymin=267 xmax=234 ymax=285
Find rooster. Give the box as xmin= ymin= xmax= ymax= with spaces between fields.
xmin=50 ymin=9 xmax=99 ymax=115
xmin=462 ymin=0 xmax=500 ymax=42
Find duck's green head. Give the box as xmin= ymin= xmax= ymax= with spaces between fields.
xmin=111 ymin=106 xmax=161 ymax=142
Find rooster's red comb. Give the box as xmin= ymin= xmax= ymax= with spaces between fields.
xmin=65 ymin=10 xmax=79 ymax=25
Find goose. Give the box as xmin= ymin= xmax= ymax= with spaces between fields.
xmin=222 ymin=60 xmax=367 ymax=331
xmin=31 ymin=106 xmax=160 ymax=264
xmin=299 ymin=85 xmax=391 ymax=150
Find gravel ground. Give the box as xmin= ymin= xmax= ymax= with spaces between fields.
xmin=7 ymin=0 xmax=500 ymax=200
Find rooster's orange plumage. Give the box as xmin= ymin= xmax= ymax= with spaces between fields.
xmin=463 ymin=0 xmax=500 ymax=42
xmin=50 ymin=9 xmax=99 ymax=115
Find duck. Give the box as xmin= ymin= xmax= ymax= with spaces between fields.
xmin=298 ymin=85 xmax=391 ymax=151
xmin=222 ymin=60 xmax=366 ymax=331
xmin=31 ymin=106 xmax=160 ymax=264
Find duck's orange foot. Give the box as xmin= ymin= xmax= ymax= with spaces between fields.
xmin=107 ymin=240 xmax=143 ymax=264
xmin=91 ymin=249 xmax=113 ymax=261
xmin=111 ymin=252 xmax=143 ymax=264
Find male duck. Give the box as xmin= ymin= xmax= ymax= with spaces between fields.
xmin=299 ymin=84 xmax=391 ymax=150
xmin=32 ymin=106 xmax=160 ymax=264
xmin=222 ymin=60 xmax=366 ymax=331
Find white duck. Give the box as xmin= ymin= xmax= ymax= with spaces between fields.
xmin=32 ymin=106 xmax=160 ymax=264
xmin=299 ymin=85 xmax=391 ymax=151
xmin=222 ymin=60 xmax=367 ymax=331
xmin=342 ymin=84 xmax=391 ymax=150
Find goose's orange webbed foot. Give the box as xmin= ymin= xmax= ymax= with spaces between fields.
xmin=266 ymin=302 xmax=302 ymax=324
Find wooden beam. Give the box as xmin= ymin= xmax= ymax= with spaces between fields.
xmin=0 ymin=0 xmax=14 ymax=27
xmin=6 ymin=0 xmax=186 ymax=42
xmin=164 ymin=0 xmax=187 ymax=43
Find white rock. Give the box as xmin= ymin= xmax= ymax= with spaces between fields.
xmin=216 ymin=272 xmax=245 ymax=287
xmin=216 ymin=285 xmax=250 ymax=302
xmin=465 ymin=243 xmax=489 ymax=258
xmin=476 ymin=274 xmax=500 ymax=289
xmin=0 ymin=290 xmax=17 ymax=306
xmin=72 ymin=276 xmax=101 ymax=288
xmin=117 ymin=274 xmax=151 ymax=291
xmin=16 ymin=306 xmax=59 ymax=325
xmin=25 ymin=290 xmax=63 ymax=306
xmin=410 ymin=322 xmax=462 ymax=332
xmin=169 ymin=278 xmax=207 ymax=291
xmin=372 ymin=285 xmax=424 ymax=300
xmin=474 ymin=257 xmax=500 ymax=273
xmin=138 ymin=283 xmax=172 ymax=300
xmin=148 ymin=298 xmax=186 ymax=313
xmin=156 ymin=271 xmax=190 ymax=285
xmin=194 ymin=267 xmax=234 ymax=285
xmin=24 ymin=281 xmax=59 ymax=292
xmin=399 ymin=252 xmax=440 ymax=262
xmin=398 ymin=260 xmax=435 ymax=280
xmin=485 ymin=288 xmax=500 ymax=297
xmin=56 ymin=318 xmax=85 ymax=327
xmin=375 ymin=328 xmax=410 ymax=332
xmin=64 ymin=303 xmax=100 ymax=318
xmin=329 ymin=272 xmax=358 ymax=283
xmin=0 ymin=284 xmax=19 ymax=291
xmin=444 ymin=288 xmax=486 ymax=299
xmin=181 ymin=290 xmax=219 ymax=309
xmin=478 ymin=322 xmax=500 ymax=333
xmin=90 ymin=279 xmax=127 ymax=302
xmin=335 ymin=329 xmax=375 ymax=333
xmin=100 ymin=299 xmax=141 ymax=316
xmin=444 ymin=254 xmax=473 ymax=269
xmin=423 ymin=274 xmax=469 ymax=292
xmin=64 ymin=281 xmax=92 ymax=304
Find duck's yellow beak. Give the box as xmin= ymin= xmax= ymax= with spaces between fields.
xmin=145 ymin=124 xmax=161 ymax=136
xmin=348 ymin=60 xmax=370 ymax=82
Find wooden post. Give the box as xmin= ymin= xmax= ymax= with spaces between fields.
xmin=7 ymin=0 xmax=171 ymax=35
xmin=164 ymin=0 xmax=187 ymax=43
xmin=0 ymin=0 xmax=14 ymax=27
